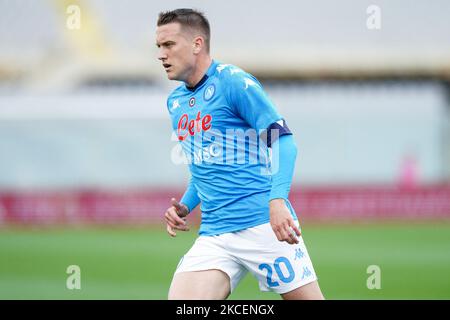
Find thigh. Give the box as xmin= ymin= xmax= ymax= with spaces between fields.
xmin=169 ymin=269 xmax=231 ymax=300
xmin=169 ymin=235 xmax=247 ymax=299
xmin=230 ymin=222 xmax=320 ymax=296
xmin=281 ymin=280 xmax=324 ymax=300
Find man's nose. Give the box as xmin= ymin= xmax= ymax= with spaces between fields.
xmin=158 ymin=48 xmax=167 ymax=61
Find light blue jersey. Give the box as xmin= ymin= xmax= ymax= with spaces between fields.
xmin=167 ymin=60 xmax=297 ymax=236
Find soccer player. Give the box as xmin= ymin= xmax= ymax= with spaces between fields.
xmin=156 ymin=8 xmax=324 ymax=300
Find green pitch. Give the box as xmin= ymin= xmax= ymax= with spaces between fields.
xmin=1 ymin=222 xmax=449 ymax=299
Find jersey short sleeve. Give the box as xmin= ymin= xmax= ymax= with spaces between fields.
xmin=224 ymin=70 xmax=282 ymax=132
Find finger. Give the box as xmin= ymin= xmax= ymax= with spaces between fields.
xmin=175 ymin=226 xmax=190 ymax=232
xmin=166 ymin=207 xmax=186 ymax=225
xmin=286 ymin=223 xmax=300 ymax=244
xmin=282 ymin=231 xmax=294 ymax=244
xmin=171 ymin=222 xmax=190 ymax=231
xmin=280 ymin=225 xmax=297 ymax=244
xmin=165 ymin=210 xmax=190 ymax=230
xmin=166 ymin=224 xmax=176 ymax=237
xmin=165 ymin=215 xmax=189 ymax=232
xmin=284 ymin=224 xmax=299 ymax=244
xmin=287 ymin=229 xmax=299 ymax=244
xmin=289 ymin=221 xmax=302 ymax=237
xmin=164 ymin=210 xmax=179 ymax=226
xmin=278 ymin=228 xmax=292 ymax=244
xmin=165 ymin=218 xmax=180 ymax=230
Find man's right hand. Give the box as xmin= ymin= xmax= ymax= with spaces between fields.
xmin=165 ymin=198 xmax=190 ymax=237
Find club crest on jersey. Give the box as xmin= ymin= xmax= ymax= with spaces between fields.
xmin=189 ymin=97 xmax=196 ymax=107
xmin=204 ymin=84 xmax=215 ymax=101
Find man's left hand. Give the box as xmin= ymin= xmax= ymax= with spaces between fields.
xmin=269 ymin=199 xmax=301 ymax=245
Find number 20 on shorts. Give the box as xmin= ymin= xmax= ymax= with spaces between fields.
xmin=258 ymin=256 xmax=295 ymax=287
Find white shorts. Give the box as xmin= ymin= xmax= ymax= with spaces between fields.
xmin=174 ymin=221 xmax=318 ymax=294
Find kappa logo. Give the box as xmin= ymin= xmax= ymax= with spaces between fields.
xmin=204 ymin=84 xmax=215 ymax=101
xmin=217 ymin=64 xmax=231 ymax=73
xmin=301 ymin=266 xmax=312 ymax=280
xmin=171 ymin=99 xmax=180 ymax=111
xmin=230 ymin=68 xmax=244 ymax=75
xmin=244 ymin=78 xmax=258 ymax=89
xmin=189 ymin=97 xmax=196 ymax=107
xmin=294 ymin=248 xmax=304 ymax=260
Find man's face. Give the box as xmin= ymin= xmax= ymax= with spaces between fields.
xmin=156 ymin=22 xmax=196 ymax=82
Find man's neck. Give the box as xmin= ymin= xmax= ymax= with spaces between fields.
xmin=185 ymin=56 xmax=213 ymax=88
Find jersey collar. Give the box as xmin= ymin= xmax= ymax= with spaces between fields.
xmin=185 ymin=60 xmax=218 ymax=92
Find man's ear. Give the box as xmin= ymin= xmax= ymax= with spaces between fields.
xmin=192 ymin=36 xmax=204 ymax=54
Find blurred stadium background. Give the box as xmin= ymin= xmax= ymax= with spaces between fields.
xmin=0 ymin=0 xmax=449 ymax=299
